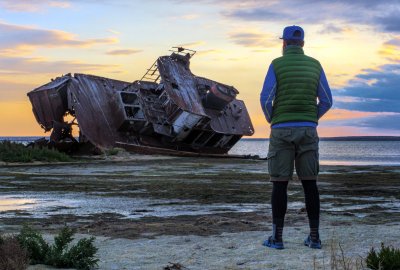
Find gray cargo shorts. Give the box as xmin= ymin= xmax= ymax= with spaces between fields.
xmin=267 ymin=127 xmax=319 ymax=181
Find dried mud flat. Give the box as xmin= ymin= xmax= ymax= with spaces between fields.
xmin=1 ymin=154 xmax=400 ymax=269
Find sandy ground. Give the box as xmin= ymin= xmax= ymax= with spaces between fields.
xmin=1 ymin=154 xmax=399 ymax=269
xmin=26 ymin=223 xmax=400 ymax=270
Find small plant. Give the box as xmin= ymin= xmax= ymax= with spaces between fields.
xmin=0 ymin=234 xmax=29 ymax=270
xmin=17 ymin=225 xmax=98 ymax=270
xmin=17 ymin=225 xmax=50 ymax=264
xmin=64 ymin=237 xmax=99 ymax=270
xmin=0 ymin=141 xmax=72 ymax=163
xmin=105 ymin=147 xmax=120 ymax=156
xmin=366 ymin=243 xmax=400 ymax=270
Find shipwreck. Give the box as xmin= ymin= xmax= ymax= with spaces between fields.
xmin=27 ymin=48 xmax=254 ymax=156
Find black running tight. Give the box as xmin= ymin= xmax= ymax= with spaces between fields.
xmin=271 ymin=180 xmax=320 ymax=228
xmin=301 ymin=180 xmax=320 ymax=228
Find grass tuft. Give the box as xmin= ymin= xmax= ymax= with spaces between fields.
xmin=366 ymin=243 xmax=400 ymax=270
xmin=17 ymin=225 xmax=98 ymax=270
xmin=0 ymin=141 xmax=72 ymax=163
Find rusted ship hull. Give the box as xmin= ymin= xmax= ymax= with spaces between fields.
xmin=27 ymin=48 xmax=254 ymax=155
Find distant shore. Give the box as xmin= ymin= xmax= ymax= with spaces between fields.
xmin=241 ymin=136 xmax=400 ymax=141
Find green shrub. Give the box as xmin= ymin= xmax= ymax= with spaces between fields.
xmin=366 ymin=243 xmax=400 ymax=270
xmin=0 ymin=141 xmax=72 ymax=163
xmin=17 ymin=225 xmax=98 ymax=270
xmin=44 ymin=227 xmax=75 ymax=267
xmin=17 ymin=225 xmax=50 ymax=264
xmin=64 ymin=237 xmax=99 ymax=270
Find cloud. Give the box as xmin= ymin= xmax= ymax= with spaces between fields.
xmin=0 ymin=22 xmax=118 ymax=54
xmin=323 ymin=108 xmax=393 ymax=121
xmin=376 ymin=11 xmax=400 ymax=33
xmin=334 ymin=64 xmax=400 ymax=113
xmin=334 ymin=96 xmax=380 ymax=103
xmin=0 ymin=0 xmax=70 ymax=12
xmin=181 ymin=14 xmax=200 ymax=20
xmin=195 ymin=49 xmax=221 ymax=56
xmin=218 ymin=0 xmax=400 ymax=34
xmin=322 ymin=113 xmax=400 ymax=132
xmin=317 ymin=24 xmax=352 ymax=35
xmin=107 ymin=29 xmax=121 ymax=35
xmin=0 ymin=55 xmax=119 ymax=75
xmin=176 ymin=41 xmax=206 ymax=48
xmin=228 ymin=30 xmax=275 ymax=48
xmin=379 ymin=37 xmax=400 ymax=62
xmin=354 ymin=114 xmax=400 ymax=130
xmin=106 ymin=49 xmax=142 ymax=56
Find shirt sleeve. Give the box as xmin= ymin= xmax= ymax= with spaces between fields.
xmin=317 ymin=68 xmax=333 ymax=119
xmin=260 ymin=63 xmax=277 ymax=123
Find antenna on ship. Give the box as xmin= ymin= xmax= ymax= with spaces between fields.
xmin=169 ymin=47 xmax=196 ymax=58
xmin=140 ymin=47 xmax=196 ymax=83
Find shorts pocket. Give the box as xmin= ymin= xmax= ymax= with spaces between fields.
xmin=267 ymin=151 xmax=276 ymax=159
xmin=267 ymin=151 xmax=276 ymax=176
xmin=305 ymin=128 xmax=318 ymax=139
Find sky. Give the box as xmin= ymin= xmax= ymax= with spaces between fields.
xmin=0 ymin=0 xmax=399 ymax=138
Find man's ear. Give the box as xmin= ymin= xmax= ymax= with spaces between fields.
xmin=301 ymin=41 xmax=305 ymax=47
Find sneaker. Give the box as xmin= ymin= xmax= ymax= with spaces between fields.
xmin=263 ymin=236 xmax=284 ymax=249
xmin=304 ymin=235 xmax=321 ymax=249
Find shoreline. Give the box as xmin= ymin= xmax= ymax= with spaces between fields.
xmin=1 ymin=153 xmax=400 ymax=168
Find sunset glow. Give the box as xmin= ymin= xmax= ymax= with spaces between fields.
xmin=1 ymin=0 xmax=399 ymax=138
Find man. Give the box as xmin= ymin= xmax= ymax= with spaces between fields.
xmin=260 ymin=25 xmax=332 ymax=249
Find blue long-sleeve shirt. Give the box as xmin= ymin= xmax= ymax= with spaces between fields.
xmin=260 ymin=63 xmax=333 ymax=128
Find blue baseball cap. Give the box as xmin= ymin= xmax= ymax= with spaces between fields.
xmin=280 ymin=25 xmax=304 ymax=40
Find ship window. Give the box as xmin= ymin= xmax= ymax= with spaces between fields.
xmin=206 ymin=133 xmax=223 ymax=147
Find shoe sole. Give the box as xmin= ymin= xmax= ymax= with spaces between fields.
xmin=263 ymin=241 xmax=284 ymax=249
xmin=304 ymin=241 xmax=321 ymax=249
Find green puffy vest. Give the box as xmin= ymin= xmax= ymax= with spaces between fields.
xmin=271 ymin=46 xmax=321 ymax=125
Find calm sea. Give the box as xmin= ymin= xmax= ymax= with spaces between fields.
xmin=229 ymin=139 xmax=400 ymax=166
xmin=1 ymin=137 xmax=400 ymax=166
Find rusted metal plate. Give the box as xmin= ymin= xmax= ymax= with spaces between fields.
xmin=67 ymin=74 xmax=130 ymax=148
xmin=27 ymin=76 xmax=70 ymax=131
xmin=157 ymin=55 xmax=207 ymax=117
xmin=209 ymin=100 xmax=254 ymax=135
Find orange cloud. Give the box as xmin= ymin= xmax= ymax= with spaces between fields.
xmin=0 ymin=0 xmax=70 ymax=12
xmin=177 ymin=41 xmax=206 ymax=48
xmin=0 ymin=56 xmax=120 ymax=75
xmin=379 ymin=37 xmax=400 ymax=62
xmin=323 ymin=108 xmax=397 ymax=121
xmin=228 ymin=29 xmax=276 ymax=48
xmin=106 ymin=49 xmax=142 ymax=56
xmin=0 ymin=22 xmax=118 ymax=55
xmin=196 ymin=49 xmax=222 ymax=56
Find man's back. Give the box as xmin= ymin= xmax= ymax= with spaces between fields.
xmin=271 ymin=46 xmax=321 ymax=125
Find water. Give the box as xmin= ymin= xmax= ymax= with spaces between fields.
xmin=2 ymin=137 xmax=400 ymax=166
xmin=0 ymin=193 xmax=268 ymax=219
xmin=229 ymin=139 xmax=400 ymax=166
xmin=0 ymin=136 xmax=46 ymax=145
